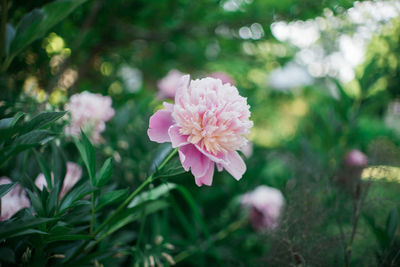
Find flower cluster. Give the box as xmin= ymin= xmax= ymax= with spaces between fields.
xmin=241 ymin=185 xmax=285 ymax=231
xmin=0 ymin=177 xmax=30 ymax=221
xmin=35 ymin=162 xmax=82 ymax=199
xmin=64 ymin=91 xmax=115 ymax=143
xmin=148 ymin=75 xmax=253 ymax=186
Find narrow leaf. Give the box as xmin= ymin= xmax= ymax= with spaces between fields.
xmin=0 ymin=217 xmax=55 ymax=239
xmin=96 ymin=189 xmax=128 ymax=211
xmin=96 ymin=158 xmax=113 ymax=187
xmin=22 ymin=111 xmax=66 ymax=133
xmin=4 ymin=24 xmax=16 ymax=56
xmin=33 ymin=149 xmax=52 ymax=190
xmin=74 ymin=131 xmax=96 ymax=186
xmin=0 ymin=183 xmax=15 ymax=198
xmin=8 ymin=0 xmax=87 ymax=65
xmin=128 ymin=183 xmax=176 ymax=208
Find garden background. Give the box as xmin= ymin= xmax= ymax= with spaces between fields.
xmin=1 ymin=0 xmax=400 ymax=266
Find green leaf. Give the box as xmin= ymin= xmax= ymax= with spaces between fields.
xmin=0 ymin=112 xmax=25 ymax=142
xmin=13 ymin=129 xmax=56 ymax=146
xmin=103 ymin=200 xmax=170 ymax=237
xmin=128 ymin=183 xmax=176 ymax=208
xmin=386 ymin=207 xmax=399 ymax=243
xmin=33 ymin=149 xmax=52 ymax=190
xmin=47 ymin=234 xmax=92 ymax=243
xmin=4 ymin=24 xmax=16 ymax=56
xmin=8 ymin=229 xmax=48 ymax=238
xmin=150 ymin=144 xmax=173 ymax=173
xmin=7 ymin=0 xmax=88 ymax=66
xmin=0 ymin=217 xmax=55 ymax=239
xmin=96 ymin=158 xmax=113 ymax=187
xmin=22 ymin=111 xmax=66 ymax=134
xmin=169 ymin=195 xmax=197 ymax=241
xmin=26 ymin=189 xmax=45 ymax=216
xmin=45 ymin=225 xmax=92 ymax=243
xmin=10 ymin=112 xmax=25 ymax=128
xmin=0 ymin=130 xmax=56 ymax=166
xmin=0 ymin=118 xmax=13 ymax=130
xmin=0 ymin=183 xmax=15 ymax=198
xmin=59 ymin=182 xmax=93 ymax=214
xmin=74 ymin=131 xmax=96 ymax=186
xmin=96 ymin=189 xmax=129 ymax=211
xmin=175 ymin=185 xmax=211 ymax=238
xmin=51 ymin=143 xmax=66 ymax=197
xmin=47 ymin=184 xmax=59 ymax=216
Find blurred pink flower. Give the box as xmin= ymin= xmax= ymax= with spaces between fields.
xmin=209 ymin=72 xmax=235 ymax=86
xmin=35 ymin=162 xmax=82 ymax=199
xmin=344 ymin=149 xmax=368 ymax=168
xmin=148 ymin=75 xmax=253 ymax=186
xmin=157 ymin=70 xmax=185 ymax=99
xmin=64 ymin=91 xmax=115 ymax=144
xmin=241 ymin=185 xmax=285 ymax=231
xmin=0 ymin=177 xmax=30 ymax=221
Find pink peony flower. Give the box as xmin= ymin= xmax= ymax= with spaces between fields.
xmin=0 ymin=177 xmax=30 ymax=221
xmin=157 ymin=70 xmax=185 ymax=99
xmin=35 ymin=162 xmax=82 ymax=199
xmin=241 ymin=185 xmax=285 ymax=231
xmin=344 ymin=149 xmax=368 ymax=168
xmin=64 ymin=91 xmax=115 ymax=144
xmin=209 ymin=72 xmax=235 ymax=86
xmin=148 ymin=75 xmax=253 ymax=186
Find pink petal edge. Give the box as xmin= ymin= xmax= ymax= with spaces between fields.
xmin=147 ymin=109 xmax=174 ymax=143
xmin=221 ymin=151 xmax=246 ymax=180
xmin=168 ymin=125 xmax=189 ymax=148
xmin=195 ymin=160 xmax=214 ymax=187
xmin=178 ymin=144 xmax=210 ymax=178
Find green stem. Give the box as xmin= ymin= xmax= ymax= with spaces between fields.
xmin=344 ymin=181 xmax=371 ymax=267
xmin=94 ymin=148 xmax=178 ymax=236
xmin=66 ymin=148 xmax=178 ymax=262
xmin=0 ymin=0 xmax=7 ymax=61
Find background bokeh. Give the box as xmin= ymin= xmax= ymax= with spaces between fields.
xmin=1 ymin=0 xmax=400 ymax=266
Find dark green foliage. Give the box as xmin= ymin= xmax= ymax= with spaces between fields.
xmin=1 ymin=0 xmax=400 ymax=266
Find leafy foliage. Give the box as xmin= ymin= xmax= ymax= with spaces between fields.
xmin=1 ymin=0 xmax=400 ymax=266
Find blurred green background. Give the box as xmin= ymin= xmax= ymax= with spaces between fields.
xmin=1 ymin=0 xmax=400 ymax=266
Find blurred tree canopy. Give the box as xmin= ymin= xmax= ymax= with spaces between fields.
xmin=2 ymin=0 xmax=361 ymax=102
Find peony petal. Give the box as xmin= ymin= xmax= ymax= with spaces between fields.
xmin=147 ymin=109 xmax=174 ymax=143
xmin=222 ymin=151 xmax=246 ymax=180
xmin=178 ymin=144 xmax=209 ymax=177
xmin=195 ymin=160 xmax=214 ymax=186
xmin=163 ymin=102 xmax=174 ymax=112
xmin=174 ymin=75 xmax=190 ymax=104
xmin=195 ymin=144 xmax=229 ymax=165
xmin=216 ymin=163 xmax=223 ymax=172
xmin=168 ymin=125 xmax=189 ymax=148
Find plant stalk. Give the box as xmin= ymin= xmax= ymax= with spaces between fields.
xmin=65 ymin=148 xmax=178 ymax=262
xmin=94 ymin=148 xmax=178 ymax=236
xmin=344 ymin=181 xmax=371 ymax=267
